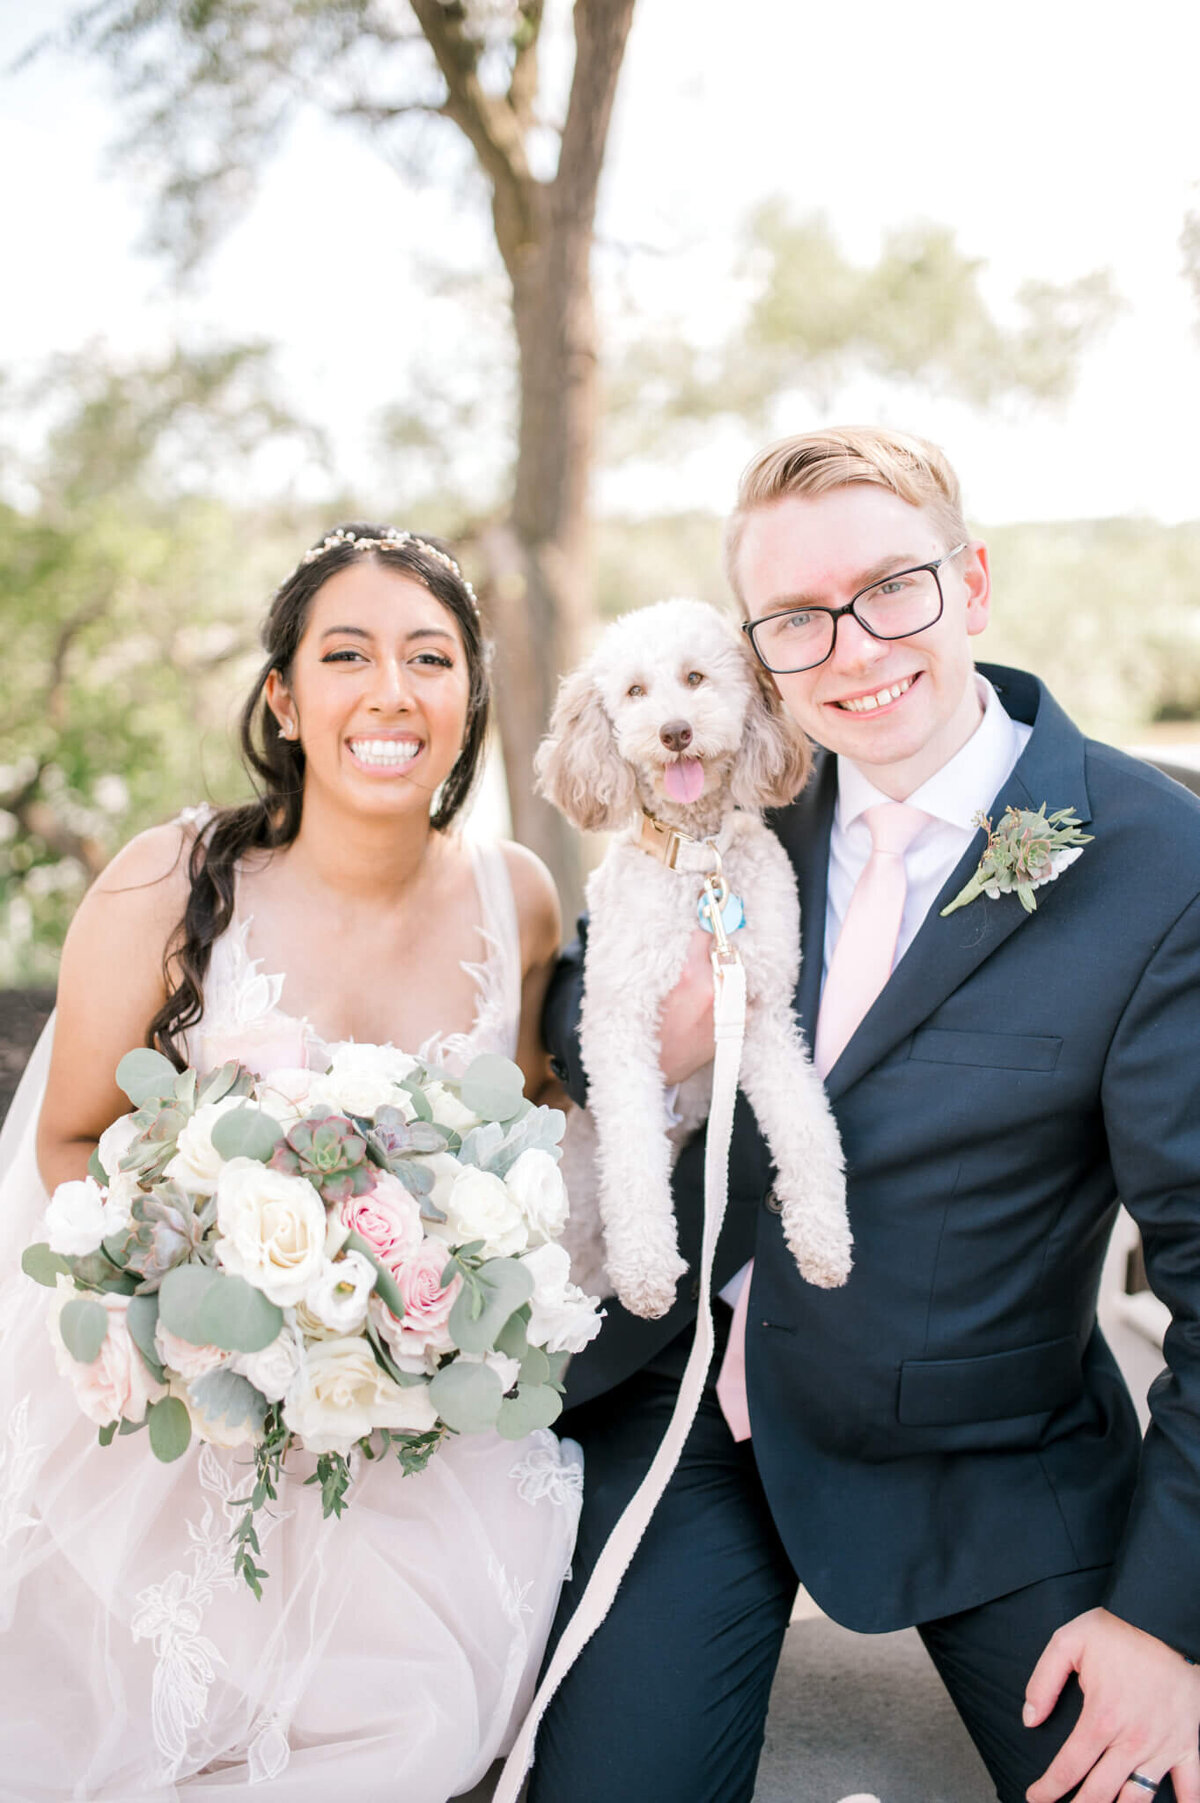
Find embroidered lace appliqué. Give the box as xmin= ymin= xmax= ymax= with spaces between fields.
xmin=509 ymin=1429 xmax=585 ymax=1510
xmin=131 ymin=1446 xmax=291 ymax=1782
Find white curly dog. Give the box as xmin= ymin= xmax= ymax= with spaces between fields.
xmin=536 ymin=596 xmax=851 ymax=1320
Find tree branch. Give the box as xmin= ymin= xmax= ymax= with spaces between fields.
xmin=329 ymin=97 xmax=449 ymax=127
xmin=408 ymin=0 xmax=539 ymax=260
xmin=552 ymin=0 xmax=636 ymax=241
xmin=508 ymin=0 xmax=543 ymax=131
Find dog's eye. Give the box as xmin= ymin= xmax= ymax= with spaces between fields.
xmin=627 ymin=683 xmax=644 ymax=698
xmin=685 ymin=670 xmax=704 ymax=687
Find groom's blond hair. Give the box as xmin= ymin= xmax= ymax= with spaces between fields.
xmin=725 ymin=426 xmax=970 ymax=605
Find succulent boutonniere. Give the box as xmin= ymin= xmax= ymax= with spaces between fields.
xmin=941 ymin=804 xmax=1093 ymax=917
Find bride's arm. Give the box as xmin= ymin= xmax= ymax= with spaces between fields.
xmin=502 ymin=842 xmax=567 ymax=1108
xmin=36 ymin=823 xmax=193 ymax=1192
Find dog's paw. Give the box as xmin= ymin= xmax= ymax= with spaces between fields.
xmin=779 ymin=1196 xmax=853 ymax=1290
xmin=610 ymin=1253 xmax=688 ymax=1320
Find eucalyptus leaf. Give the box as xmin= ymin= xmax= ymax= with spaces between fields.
xmin=496 ymin=1383 xmax=563 ymax=1440
xmin=494 ymin=1309 xmax=530 ymax=1362
xmin=116 ymin=1048 xmax=179 ymax=1107
xmin=344 ymin=1231 xmax=407 ymax=1319
xmin=21 ymin=1242 xmax=72 ymax=1288
xmin=449 ymin=1257 xmax=534 ymax=1355
xmin=544 ymin=1350 xmax=571 ymax=1387
xmin=60 ymin=1296 xmax=109 ymax=1364
xmin=156 ymin=1264 xmax=221 ymax=1340
xmin=428 ymin=1358 xmax=503 ymax=1434
xmin=97 ymin=1421 xmax=118 ymax=1447
xmin=519 ymin=1344 xmax=550 ymax=1387
xmin=158 ymin=1265 xmax=283 ymax=1354
xmin=460 ymin=1054 xmax=526 ymax=1124
xmin=126 ymin=1293 xmax=166 ymax=1384
xmin=197 ymin=1274 xmax=285 ymax=1353
xmin=401 ymin=1080 xmax=434 ymax=1124
xmin=147 ymin=1395 xmax=192 ymax=1463
xmin=88 ymin=1147 xmax=109 ymax=1184
xmin=365 ymin=1320 xmax=427 ymax=1387
xmin=118 ymin=1414 xmax=147 ymax=1435
xmin=190 ymin=1368 xmax=269 ymax=1432
xmin=210 ymin=1106 xmax=284 ymax=1164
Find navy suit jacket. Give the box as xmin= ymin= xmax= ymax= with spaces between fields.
xmin=543 ymin=664 xmax=1200 ymax=1648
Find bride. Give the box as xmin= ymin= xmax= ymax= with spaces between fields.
xmin=0 ymin=525 xmax=584 ymax=1801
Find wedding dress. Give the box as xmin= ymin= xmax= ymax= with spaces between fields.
xmin=0 ymin=836 xmax=583 ymax=1802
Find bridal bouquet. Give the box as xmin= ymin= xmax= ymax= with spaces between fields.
xmin=22 ymin=1044 xmax=602 ymax=1594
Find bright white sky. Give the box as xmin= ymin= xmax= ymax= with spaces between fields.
xmin=2 ymin=0 xmax=1199 ymax=525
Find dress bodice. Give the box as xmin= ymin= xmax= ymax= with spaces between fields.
xmin=184 ymin=836 xmax=523 ymax=1080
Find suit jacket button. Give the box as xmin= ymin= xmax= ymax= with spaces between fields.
xmin=764 ymin=1188 xmax=783 ymax=1215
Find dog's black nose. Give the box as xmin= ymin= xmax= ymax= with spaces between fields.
xmin=660 ymin=719 xmax=693 ymax=752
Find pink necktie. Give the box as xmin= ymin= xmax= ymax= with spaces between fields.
xmin=717 ymin=801 xmax=928 ymax=1442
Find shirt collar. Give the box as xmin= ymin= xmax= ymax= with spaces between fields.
xmin=836 ymin=674 xmax=1024 ymax=834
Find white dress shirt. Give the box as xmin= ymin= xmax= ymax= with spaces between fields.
xmin=822 ymin=675 xmax=1032 ymax=988
xmin=720 ymin=675 xmax=1030 ymax=1311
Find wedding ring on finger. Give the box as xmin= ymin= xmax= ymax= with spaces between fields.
xmin=1127 ymin=1776 xmax=1160 ymax=1795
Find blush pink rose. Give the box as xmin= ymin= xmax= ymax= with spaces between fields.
xmin=372 ymin=1237 xmax=462 ymax=1368
xmin=199 ymin=1018 xmax=312 ymax=1079
xmin=339 ymin=1172 xmax=423 ymax=1269
xmin=50 ymin=1280 xmax=167 ymax=1425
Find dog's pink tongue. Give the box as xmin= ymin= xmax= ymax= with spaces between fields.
xmin=663 ymin=757 xmax=705 ymax=804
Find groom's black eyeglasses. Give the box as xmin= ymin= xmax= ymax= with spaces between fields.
xmin=742 ymin=544 xmax=969 ymax=674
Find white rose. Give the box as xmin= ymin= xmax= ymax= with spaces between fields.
xmin=215 ymin=1158 xmax=327 ymax=1307
xmin=505 ymin=1149 xmax=568 ymax=1246
xmin=164 ymin=1096 xmax=251 ymax=1196
xmin=155 ymin=1321 xmax=230 ymax=1382
xmin=283 ymin=1336 xmax=438 ymax=1456
xmin=315 ymin=1043 xmax=419 ymax=1119
xmin=45 ymin=1177 xmax=108 ymax=1256
xmin=97 ymin=1114 xmax=140 ymax=1182
xmin=444 ymin=1166 xmax=528 ymax=1257
xmin=103 ymin=1169 xmax=141 ymax=1239
xmin=234 ymin=1316 xmax=306 ymax=1401
xmin=171 ymin=1378 xmax=261 ymax=1449
xmin=424 ymin=1081 xmax=479 ymax=1134
xmin=304 ymin=1251 xmax=375 ymax=1336
xmin=522 ymin=1242 xmax=604 ymax=1355
xmin=254 ymin=1068 xmax=322 ymax=1123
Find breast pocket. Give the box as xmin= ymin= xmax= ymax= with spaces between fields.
xmin=907 ymin=1028 xmax=1062 ymax=1071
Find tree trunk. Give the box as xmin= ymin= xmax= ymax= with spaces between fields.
xmin=485 ymin=0 xmax=636 ymax=920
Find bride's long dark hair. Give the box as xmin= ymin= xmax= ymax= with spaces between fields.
xmin=146 ymin=525 xmax=492 ymax=1066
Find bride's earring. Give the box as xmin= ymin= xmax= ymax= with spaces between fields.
xmin=278 ymin=719 xmax=296 ymax=741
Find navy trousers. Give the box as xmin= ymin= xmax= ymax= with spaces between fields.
xmin=529 ymin=1319 xmax=1164 ymax=1803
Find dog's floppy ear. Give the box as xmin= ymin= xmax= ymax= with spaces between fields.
xmin=729 ymin=660 xmax=813 ymax=810
xmin=535 ymin=665 xmax=639 ymax=832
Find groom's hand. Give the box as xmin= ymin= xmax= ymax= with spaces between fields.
xmin=658 ymin=928 xmax=715 ymax=1085
xmin=1024 ymin=1607 xmax=1200 ymax=1802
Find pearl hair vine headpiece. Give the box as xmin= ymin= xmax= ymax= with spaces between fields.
xmin=300 ymin=526 xmax=480 ymax=618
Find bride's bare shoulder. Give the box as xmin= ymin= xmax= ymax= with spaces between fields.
xmin=84 ymin=819 xmax=196 ymax=931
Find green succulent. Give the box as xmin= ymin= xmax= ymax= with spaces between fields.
xmin=270 ymin=1111 xmax=372 ymax=1204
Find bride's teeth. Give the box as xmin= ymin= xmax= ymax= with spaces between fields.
xmin=838 ymin=676 xmax=914 ymax=713
xmin=350 ymin=739 xmax=420 ymax=766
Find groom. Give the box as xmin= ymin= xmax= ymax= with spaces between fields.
xmin=532 ymin=427 xmax=1200 ymax=1803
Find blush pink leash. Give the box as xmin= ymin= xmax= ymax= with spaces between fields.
xmin=493 ymin=941 xmax=747 ymax=1801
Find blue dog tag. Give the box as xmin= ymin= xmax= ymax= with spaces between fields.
xmin=697 ymin=890 xmax=745 ymax=936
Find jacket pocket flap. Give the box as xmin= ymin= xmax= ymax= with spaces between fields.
xmin=908 ymin=1028 xmax=1062 ymax=1070
xmin=897 ymin=1334 xmax=1082 ymax=1426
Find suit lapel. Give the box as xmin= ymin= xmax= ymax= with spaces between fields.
xmin=769 ymin=751 xmax=837 ymax=1046
xmin=820 ymin=666 xmax=1094 ymax=1101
